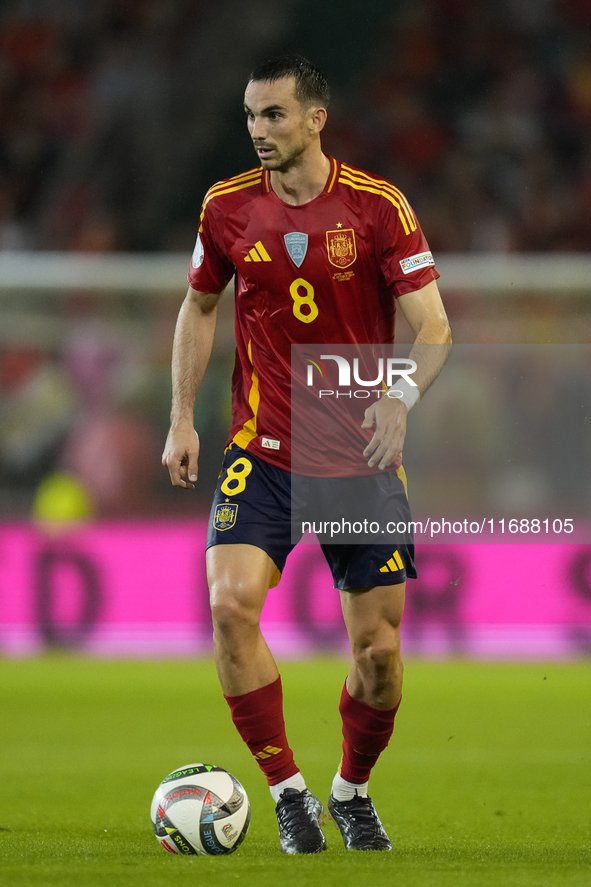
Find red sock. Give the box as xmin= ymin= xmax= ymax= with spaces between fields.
xmin=224 ymin=676 xmax=299 ymax=786
xmin=339 ymin=681 xmax=401 ymax=784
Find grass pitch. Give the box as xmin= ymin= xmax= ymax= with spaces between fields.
xmin=0 ymin=657 xmax=589 ymax=887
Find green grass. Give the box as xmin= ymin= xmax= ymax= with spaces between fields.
xmin=0 ymin=657 xmax=589 ymax=886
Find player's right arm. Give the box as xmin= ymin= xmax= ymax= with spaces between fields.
xmin=162 ymin=286 xmax=223 ymax=488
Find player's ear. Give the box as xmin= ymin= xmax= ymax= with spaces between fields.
xmin=308 ymin=105 xmax=327 ymax=135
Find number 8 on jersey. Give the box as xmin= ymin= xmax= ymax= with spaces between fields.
xmin=289 ymin=278 xmax=318 ymax=323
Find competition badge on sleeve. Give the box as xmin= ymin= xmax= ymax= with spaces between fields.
xmin=192 ymin=233 xmax=204 ymax=268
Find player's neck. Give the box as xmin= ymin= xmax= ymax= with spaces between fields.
xmin=270 ymin=151 xmax=331 ymax=206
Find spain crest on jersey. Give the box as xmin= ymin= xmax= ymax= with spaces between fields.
xmin=326 ymin=229 xmax=357 ymax=268
xmin=213 ymin=502 xmax=238 ymax=531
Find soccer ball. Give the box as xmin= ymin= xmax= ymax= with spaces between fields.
xmin=150 ymin=763 xmax=251 ymax=856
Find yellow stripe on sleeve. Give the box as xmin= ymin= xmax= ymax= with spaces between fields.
xmin=199 ymin=174 xmax=263 ymax=231
xmin=339 ymin=166 xmax=417 ymax=232
xmin=338 ymin=176 xmax=412 ymax=235
xmin=205 ymin=168 xmax=263 ymax=197
xmin=340 ymin=164 xmax=417 ymax=229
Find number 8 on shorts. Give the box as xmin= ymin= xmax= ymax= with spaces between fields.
xmin=220 ymin=457 xmax=253 ymax=496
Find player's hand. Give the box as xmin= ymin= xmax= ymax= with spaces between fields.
xmin=162 ymin=424 xmax=200 ymax=489
xmin=361 ymin=396 xmax=407 ymax=471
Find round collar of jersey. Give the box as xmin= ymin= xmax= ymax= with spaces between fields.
xmin=264 ymin=155 xmax=339 ymax=207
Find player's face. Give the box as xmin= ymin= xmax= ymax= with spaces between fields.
xmin=244 ymin=77 xmax=320 ymax=172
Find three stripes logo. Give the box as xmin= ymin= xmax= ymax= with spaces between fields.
xmin=379 ymin=550 xmax=404 ymax=573
xmin=244 ymin=240 xmax=272 ymax=263
xmin=255 ymin=745 xmax=283 ymax=760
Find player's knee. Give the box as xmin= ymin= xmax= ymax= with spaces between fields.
xmin=209 ymin=590 xmax=261 ymax=640
xmin=352 ymin=627 xmax=401 ymax=674
xmin=367 ymin=642 xmax=399 ymax=675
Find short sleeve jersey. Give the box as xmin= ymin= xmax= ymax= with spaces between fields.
xmin=188 ymin=156 xmax=439 ymax=477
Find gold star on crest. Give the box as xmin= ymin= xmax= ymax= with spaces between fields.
xmin=336 ymin=222 xmax=343 ymax=228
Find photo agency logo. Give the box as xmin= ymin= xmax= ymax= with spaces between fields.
xmin=302 ymin=351 xmax=417 ymax=399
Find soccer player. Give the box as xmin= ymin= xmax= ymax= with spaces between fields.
xmin=162 ymin=54 xmax=452 ymax=854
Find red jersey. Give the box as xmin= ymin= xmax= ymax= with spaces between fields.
xmin=187 ymin=156 xmax=439 ymax=476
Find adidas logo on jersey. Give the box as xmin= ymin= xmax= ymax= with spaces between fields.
xmin=244 ymin=241 xmax=272 ymax=262
xmin=379 ymin=550 xmax=404 ymax=573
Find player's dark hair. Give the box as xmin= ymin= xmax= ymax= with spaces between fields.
xmin=249 ymin=53 xmax=330 ymax=108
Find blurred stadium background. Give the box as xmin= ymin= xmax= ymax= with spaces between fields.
xmin=1 ymin=0 xmax=591 ymax=659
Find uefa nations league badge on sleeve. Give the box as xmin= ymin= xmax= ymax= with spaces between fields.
xmin=192 ymin=234 xmax=205 ymax=269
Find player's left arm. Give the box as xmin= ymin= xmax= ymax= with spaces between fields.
xmin=362 ymin=279 xmax=452 ymax=469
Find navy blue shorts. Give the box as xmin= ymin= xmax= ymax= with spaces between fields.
xmin=206 ymin=444 xmax=416 ymax=591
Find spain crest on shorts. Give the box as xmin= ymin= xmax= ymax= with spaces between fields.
xmin=326 ymin=228 xmax=357 ymax=268
xmin=213 ymin=502 xmax=238 ymax=531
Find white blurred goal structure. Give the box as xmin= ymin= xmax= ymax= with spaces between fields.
xmin=1 ymin=252 xmax=590 ymax=347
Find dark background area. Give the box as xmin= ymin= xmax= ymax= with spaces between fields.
xmin=1 ymin=0 xmax=591 ymax=253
